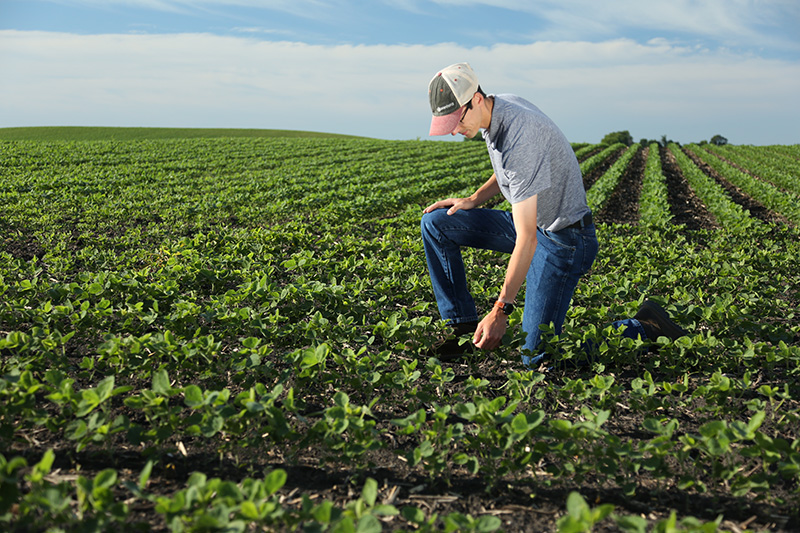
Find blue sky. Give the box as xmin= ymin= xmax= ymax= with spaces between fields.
xmin=1 ymin=0 xmax=799 ymax=144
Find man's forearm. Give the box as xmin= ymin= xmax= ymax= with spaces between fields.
xmin=499 ymin=194 xmax=539 ymax=303
xmin=499 ymin=237 xmax=536 ymax=303
xmin=468 ymin=173 xmax=500 ymax=206
xmin=472 ymin=193 xmax=538 ymax=350
xmin=473 ymin=228 xmax=536 ymax=351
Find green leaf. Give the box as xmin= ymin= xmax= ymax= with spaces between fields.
xmin=699 ymin=420 xmax=726 ymax=438
xmin=528 ymin=410 xmax=546 ymax=429
xmin=76 ymin=390 xmax=101 ymax=417
xmin=361 ymin=477 xmax=378 ymax=507
xmin=511 ymin=413 xmax=530 ymax=434
xmin=355 ymin=515 xmax=381 ymax=533
xmin=474 ymin=515 xmax=502 ymax=532
xmin=333 ymin=390 xmax=349 ymax=407
xmin=183 ymin=385 xmax=204 ymax=407
xmin=454 ymin=402 xmax=476 ymax=419
xmin=401 ymin=506 xmax=426 ymax=524
xmin=642 ymin=418 xmax=663 ymax=433
xmin=65 ymin=420 xmax=88 ymax=441
xmin=372 ymin=504 xmax=399 ymax=517
xmin=152 ymin=369 xmax=171 ymax=394
xmin=264 ymin=469 xmax=287 ymax=496
xmin=138 ymin=460 xmax=154 ymax=490
xmin=239 ymin=500 xmax=260 ymax=520
xmin=88 ymin=282 xmax=104 ymax=295
xmin=96 ymin=375 xmax=115 ymax=402
xmin=565 ymin=491 xmax=588 ymax=518
xmin=616 ymin=515 xmax=648 ymax=533
xmin=312 ymin=500 xmax=334 ymax=523
xmin=591 ymin=503 xmax=615 ymax=523
xmin=93 ymin=469 xmax=118 ymax=490
xmin=465 ymin=456 xmax=480 ymax=475
xmin=746 ymin=410 xmax=766 ymax=436
xmin=27 ymin=450 xmax=54 ymax=483
xmin=201 ymin=415 xmax=224 ymax=437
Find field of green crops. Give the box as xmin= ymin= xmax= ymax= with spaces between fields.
xmin=1 ymin=133 xmax=799 ymax=532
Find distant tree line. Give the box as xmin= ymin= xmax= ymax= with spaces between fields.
xmin=601 ymin=130 xmax=728 ymax=147
xmin=463 ymin=129 xmax=729 ymax=146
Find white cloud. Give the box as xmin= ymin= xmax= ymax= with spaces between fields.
xmin=0 ymin=30 xmax=798 ymax=144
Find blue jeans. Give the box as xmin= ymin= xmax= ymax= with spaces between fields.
xmin=420 ymin=207 xmax=647 ymax=367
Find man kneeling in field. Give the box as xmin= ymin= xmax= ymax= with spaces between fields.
xmin=421 ymin=62 xmax=686 ymax=366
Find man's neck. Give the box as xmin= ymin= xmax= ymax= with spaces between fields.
xmin=482 ymin=95 xmax=495 ymax=130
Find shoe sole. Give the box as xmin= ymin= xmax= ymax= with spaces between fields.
xmin=638 ymin=300 xmax=687 ymax=340
xmin=427 ymin=337 xmax=475 ymax=362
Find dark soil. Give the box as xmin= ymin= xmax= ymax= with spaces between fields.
xmin=660 ymin=146 xmax=718 ymax=231
xmin=0 ymin=222 xmax=45 ymax=262
xmin=595 ymin=146 xmax=645 ymax=225
xmin=583 ymin=147 xmax=625 ymax=191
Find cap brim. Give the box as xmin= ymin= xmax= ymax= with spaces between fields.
xmin=429 ymin=108 xmax=462 ymax=136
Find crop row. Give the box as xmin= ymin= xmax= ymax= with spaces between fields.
xmin=703 ymin=144 xmax=800 ymax=196
xmin=638 ymin=144 xmax=673 ymax=226
xmin=585 ymin=143 xmax=640 ymax=212
xmin=4 ymin=335 xmax=799 ymax=483
xmin=667 ymin=144 xmax=758 ymax=230
xmin=578 ymin=142 xmax=625 ymax=177
xmin=3 ymin=448 xmax=739 ymax=533
xmin=686 ymin=144 xmax=800 ymax=225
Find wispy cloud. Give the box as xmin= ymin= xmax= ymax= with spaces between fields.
xmin=411 ymin=0 xmax=800 ymax=51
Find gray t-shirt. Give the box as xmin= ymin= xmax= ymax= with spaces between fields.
xmin=483 ymin=94 xmax=589 ymax=232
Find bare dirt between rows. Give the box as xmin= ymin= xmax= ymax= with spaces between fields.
xmin=1 ymin=222 xmax=45 ymax=263
xmin=594 ymin=146 xmax=645 ymax=225
xmin=660 ymin=147 xmax=718 ymax=231
xmin=582 ymin=147 xmax=625 ymax=192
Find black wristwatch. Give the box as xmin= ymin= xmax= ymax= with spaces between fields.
xmin=494 ymin=300 xmax=515 ymax=315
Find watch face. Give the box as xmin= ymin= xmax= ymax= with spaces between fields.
xmin=500 ymin=302 xmax=514 ymax=315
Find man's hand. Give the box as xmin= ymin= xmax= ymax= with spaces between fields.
xmin=473 ymin=307 xmax=507 ymax=350
xmin=423 ymin=173 xmax=499 ymax=215
xmin=423 ymin=197 xmax=477 ymax=215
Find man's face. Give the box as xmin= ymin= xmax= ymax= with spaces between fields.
xmin=450 ymin=95 xmax=479 ymax=137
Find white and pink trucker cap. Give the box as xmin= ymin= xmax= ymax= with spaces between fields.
xmin=428 ymin=62 xmax=479 ymax=136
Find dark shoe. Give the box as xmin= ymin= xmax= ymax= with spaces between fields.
xmin=427 ymin=321 xmax=477 ymax=361
xmin=451 ymin=321 xmax=478 ymax=337
xmin=634 ymin=300 xmax=687 ymax=341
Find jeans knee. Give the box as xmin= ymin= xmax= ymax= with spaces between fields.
xmin=420 ymin=209 xmax=446 ymax=239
